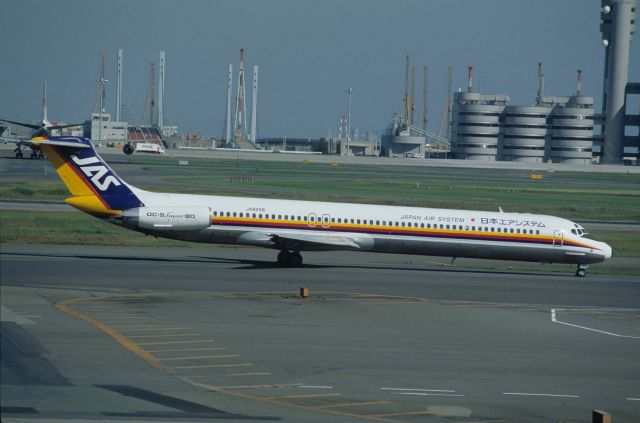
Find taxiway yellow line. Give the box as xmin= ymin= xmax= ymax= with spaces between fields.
xmin=363 ymin=410 xmax=437 ymax=418
xmin=126 ymin=332 xmax=201 ymax=339
xmin=313 ymin=401 xmax=390 ymax=409
xmin=119 ymin=327 xmax=189 ymax=333
xmin=110 ymin=324 xmax=181 ymax=330
xmin=160 ymin=354 xmax=239 ymax=361
xmin=217 ymin=383 xmax=302 ymax=389
xmin=137 ymin=339 xmax=214 ymax=346
xmin=173 ymin=363 xmax=252 ymax=370
xmin=54 ymin=300 xmax=167 ymax=373
xmin=183 ymin=378 xmax=403 ymax=422
xmin=146 ymin=347 xmax=226 ymax=353
xmin=88 ymin=315 xmax=150 ymax=320
xmin=265 ymin=393 xmax=342 ymax=400
xmin=230 ymin=372 xmax=272 ymax=377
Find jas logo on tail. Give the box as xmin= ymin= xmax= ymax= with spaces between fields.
xmin=71 ymin=155 xmax=121 ymax=191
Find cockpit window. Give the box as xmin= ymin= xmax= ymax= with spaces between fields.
xmin=570 ymin=223 xmax=592 ymax=237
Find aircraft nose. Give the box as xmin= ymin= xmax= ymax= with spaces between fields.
xmin=602 ymin=243 xmax=612 ymax=260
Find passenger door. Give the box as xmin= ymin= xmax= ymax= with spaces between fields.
xmin=553 ymin=230 xmax=564 ymax=246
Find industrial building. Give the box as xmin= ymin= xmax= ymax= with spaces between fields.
xmin=451 ymin=93 xmax=508 ymax=162
xmin=81 ymin=49 xmax=169 ymax=149
xmin=85 ymin=112 xmax=127 ymax=141
xmin=381 ymin=119 xmax=426 ymax=158
xmin=390 ymin=2 xmax=637 ymax=165
xmin=451 ymin=88 xmax=595 ymax=164
xmin=380 ymin=55 xmax=451 ymax=158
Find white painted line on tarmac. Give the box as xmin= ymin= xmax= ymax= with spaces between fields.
xmin=627 ymin=397 xmax=640 ymax=401
xmin=380 ymin=387 xmax=456 ymax=393
xmin=299 ymin=385 xmax=334 ymax=389
xmin=503 ymin=392 xmax=580 ymax=399
xmin=551 ymin=309 xmax=640 ymax=339
xmin=394 ymin=392 xmax=464 ymax=397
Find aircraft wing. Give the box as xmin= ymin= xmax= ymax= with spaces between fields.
xmin=2 ymin=138 xmax=91 ymax=149
xmin=0 ymin=136 xmax=29 ymax=144
xmin=28 ymin=139 xmax=91 ymax=149
xmin=237 ymin=230 xmax=362 ymax=251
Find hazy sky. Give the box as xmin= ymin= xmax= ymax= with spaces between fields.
xmin=1 ymin=0 xmax=637 ymax=138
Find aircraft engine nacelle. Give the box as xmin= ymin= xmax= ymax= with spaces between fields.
xmin=123 ymin=206 xmax=212 ymax=231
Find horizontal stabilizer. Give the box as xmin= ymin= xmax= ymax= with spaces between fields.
xmin=0 ymin=118 xmax=40 ymax=129
xmin=28 ymin=139 xmax=91 ymax=150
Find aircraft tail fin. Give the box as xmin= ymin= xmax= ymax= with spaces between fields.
xmin=34 ymin=136 xmax=144 ymax=216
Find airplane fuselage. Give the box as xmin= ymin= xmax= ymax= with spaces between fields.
xmin=119 ymin=190 xmax=611 ymax=266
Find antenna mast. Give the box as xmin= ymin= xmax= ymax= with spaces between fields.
xmin=250 ymin=64 xmax=258 ymax=142
xmin=576 ymin=69 xmax=583 ymax=96
xmin=116 ymin=49 xmax=123 ymax=121
xmin=225 ymin=64 xmax=233 ymax=141
xmin=92 ymin=54 xmax=108 ymax=142
xmin=158 ymin=50 xmax=165 ymax=132
xmin=141 ymin=62 xmax=155 ymax=126
xmin=233 ymin=48 xmax=248 ymax=141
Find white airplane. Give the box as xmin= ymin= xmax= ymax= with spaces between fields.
xmin=23 ymin=136 xmax=611 ymax=277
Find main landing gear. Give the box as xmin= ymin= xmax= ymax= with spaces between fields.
xmin=575 ymin=264 xmax=588 ymax=277
xmin=14 ymin=146 xmax=45 ymax=159
xmin=277 ymin=250 xmax=303 ymax=267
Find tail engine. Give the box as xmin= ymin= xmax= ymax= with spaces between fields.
xmin=122 ymin=206 xmax=212 ymax=231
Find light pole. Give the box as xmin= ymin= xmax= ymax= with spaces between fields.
xmin=98 ymin=75 xmax=108 ymax=143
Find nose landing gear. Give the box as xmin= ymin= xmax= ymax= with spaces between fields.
xmin=575 ymin=264 xmax=588 ymax=277
xmin=277 ymin=250 xmax=303 ymax=267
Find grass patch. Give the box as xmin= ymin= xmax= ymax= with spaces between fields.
xmin=589 ymin=229 xmax=640 ymax=257
xmin=2 ymin=157 xmax=639 ymax=221
xmin=0 ymin=181 xmax=69 ymax=200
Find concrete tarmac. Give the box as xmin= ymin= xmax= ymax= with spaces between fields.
xmin=2 ymin=244 xmax=639 ymax=422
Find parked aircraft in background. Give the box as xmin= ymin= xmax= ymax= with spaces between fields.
xmin=0 ymin=81 xmax=82 ymax=159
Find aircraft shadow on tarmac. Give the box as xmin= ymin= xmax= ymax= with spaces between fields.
xmin=4 ymin=250 xmax=566 ymax=278
xmin=96 ymin=385 xmax=278 ymax=421
xmin=214 ymin=258 xmax=565 ymax=278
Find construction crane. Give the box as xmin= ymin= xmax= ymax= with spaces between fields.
xmin=418 ymin=65 xmax=428 ymax=131
xmin=437 ymin=65 xmax=452 ymax=139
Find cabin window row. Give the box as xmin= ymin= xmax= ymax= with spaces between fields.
xmin=212 ymin=211 xmax=541 ymax=235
